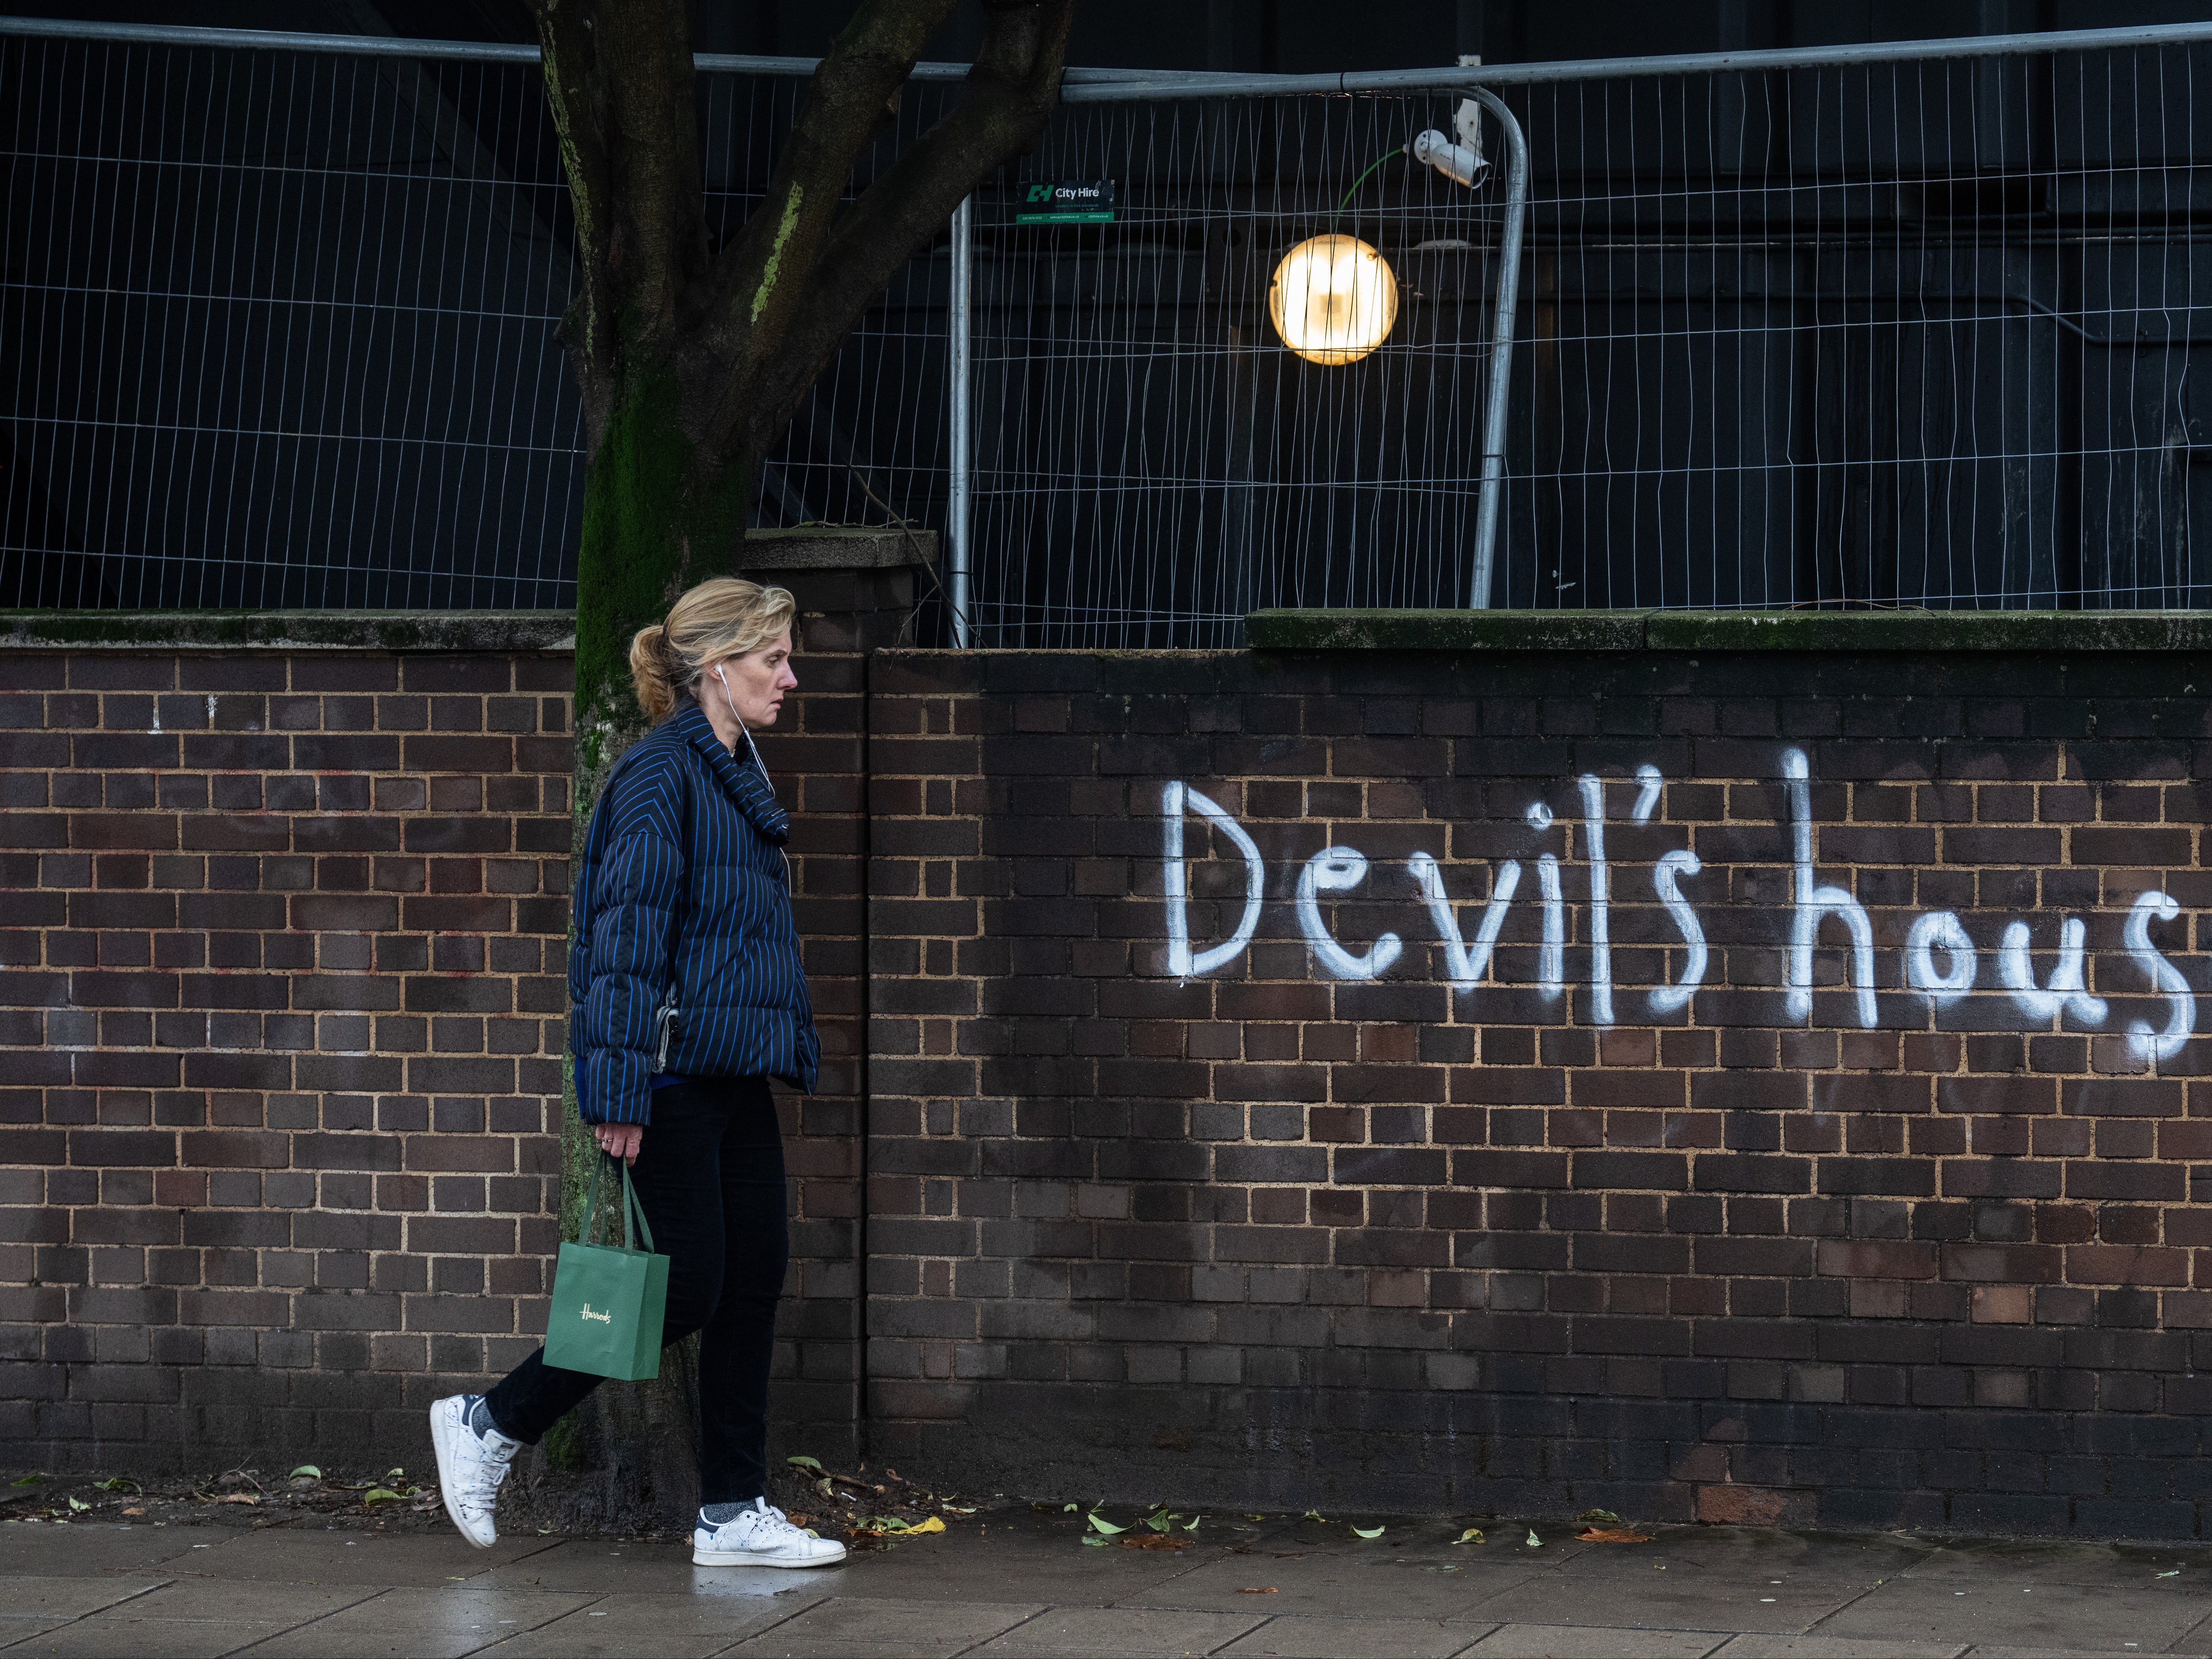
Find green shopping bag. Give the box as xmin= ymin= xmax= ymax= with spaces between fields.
xmin=543 ymin=1154 xmax=669 ymax=1381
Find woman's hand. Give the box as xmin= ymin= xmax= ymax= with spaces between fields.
xmin=594 ymin=1122 xmax=644 ymax=1166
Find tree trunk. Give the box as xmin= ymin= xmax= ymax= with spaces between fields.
xmin=518 ymin=376 xmax=756 ymax=1536
xmin=572 ymin=370 xmax=756 ymax=796
xmin=516 ymin=0 xmax=1075 ymax=1535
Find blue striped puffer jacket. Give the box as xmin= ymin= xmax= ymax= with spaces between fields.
xmin=569 ymin=698 xmax=818 ymax=1123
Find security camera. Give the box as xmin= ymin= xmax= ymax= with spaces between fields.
xmin=1412 ymin=97 xmax=1489 ymax=188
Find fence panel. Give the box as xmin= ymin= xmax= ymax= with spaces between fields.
xmin=8 ymin=23 xmax=2212 ymax=633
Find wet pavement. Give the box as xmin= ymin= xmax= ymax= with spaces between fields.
xmin=3 ymin=1507 xmax=2211 ymax=1656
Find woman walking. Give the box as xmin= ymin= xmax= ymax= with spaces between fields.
xmin=430 ymin=577 xmax=844 ymax=1569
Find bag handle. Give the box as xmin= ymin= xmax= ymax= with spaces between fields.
xmin=581 ymin=1152 xmax=658 ymax=1255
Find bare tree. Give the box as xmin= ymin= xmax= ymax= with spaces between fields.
xmin=517 ymin=0 xmax=1073 ymax=1524
xmin=530 ymin=0 xmax=1074 ymax=794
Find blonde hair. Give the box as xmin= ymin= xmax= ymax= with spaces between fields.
xmin=628 ymin=577 xmax=797 ymax=724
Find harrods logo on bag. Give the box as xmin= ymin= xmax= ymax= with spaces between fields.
xmin=544 ymin=1157 xmax=669 ymax=1381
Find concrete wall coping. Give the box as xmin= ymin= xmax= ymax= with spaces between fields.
xmin=1246 ymin=608 xmax=2212 ymax=651
xmin=743 ymin=526 xmax=937 ymax=569
xmin=14 ymin=604 xmax=2206 ymax=654
xmin=0 ymin=611 xmax=577 ymax=652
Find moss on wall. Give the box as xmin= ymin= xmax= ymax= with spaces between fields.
xmin=1245 ymin=608 xmax=2212 ymax=652
xmin=0 ymin=611 xmax=573 ymax=651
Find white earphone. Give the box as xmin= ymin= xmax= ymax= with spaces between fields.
xmin=710 ymin=663 xmax=786 ymax=875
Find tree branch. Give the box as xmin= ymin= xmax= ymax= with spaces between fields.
xmin=733 ymin=0 xmax=1074 ymax=450
xmin=694 ymin=0 xmax=964 ymax=376
xmin=529 ymin=0 xmax=709 ymax=443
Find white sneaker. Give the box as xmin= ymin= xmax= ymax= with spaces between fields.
xmin=693 ymin=1498 xmax=849 ymax=1568
xmin=430 ymin=1394 xmax=520 ymax=1549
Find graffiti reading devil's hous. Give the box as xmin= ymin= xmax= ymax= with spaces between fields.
xmin=1161 ymin=748 xmax=2197 ymax=1061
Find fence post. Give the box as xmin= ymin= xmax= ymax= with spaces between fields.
xmin=1467 ymin=86 xmax=1527 ymax=611
xmin=947 ymin=194 xmax=975 ymax=647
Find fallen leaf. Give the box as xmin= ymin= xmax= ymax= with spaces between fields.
xmin=93 ymin=1478 xmax=141 ymax=1495
xmin=360 ymin=1489 xmax=404 ymax=1507
xmin=1062 ymin=1503 xmax=1078 ymax=1512
xmin=787 ymin=1455 xmax=822 ymax=1471
xmin=1351 ymin=1524 xmax=1385 ymax=1539
xmin=1455 ymin=1528 xmax=1486 ymax=1545
xmin=2157 ymin=1570 xmax=2182 ymax=1578
xmin=1080 ymin=1535 xmax=1109 ymax=1547
xmin=1526 ymin=1529 xmax=1542 ymax=1547
xmin=1238 ymin=1587 xmax=1278 ymax=1594
xmin=1578 ymin=1527 xmax=1655 ymax=1544
xmin=909 ymin=1516 xmax=945 ymax=1535
xmin=288 ymin=1466 xmax=321 ymax=1481
xmin=1118 ymin=1534 xmax=1187 ymax=1550
xmin=1086 ymin=1512 xmax=1128 ymax=1536
xmin=1575 ymin=1508 xmax=1620 ymax=1525
xmin=205 ymin=1494 xmax=260 ymax=1506
xmin=121 ymin=1507 xmax=144 ymax=1517
xmin=66 ymin=1498 xmax=88 ymax=1513
xmin=8 ymin=1475 xmax=41 ymax=1487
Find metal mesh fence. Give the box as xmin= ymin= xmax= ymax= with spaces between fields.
xmin=1 ymin=33 xmax=578 ymax=608
xmin=962 ymin=93 xmax=1512 ymax=645
xmin=986 ymin=36 xmax=2212 ymax=640
xmin=0 ymin=27 xmax=966 ymax=611
xmin=7 ymin=22 xmax=2212 ymax=632
xmin=1499 ymin=47 xmax=2212 ymax=616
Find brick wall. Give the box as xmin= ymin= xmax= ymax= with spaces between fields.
xmin=0 ymin=623 xmax=575 ymax=1465
xmin=0 ymin=611 xmax=872 ymax=1475
xmin=861 ymin=637 xmax=2212 ymax=1536
xmin=12 ymin=608 xmax=2212 ymax=1537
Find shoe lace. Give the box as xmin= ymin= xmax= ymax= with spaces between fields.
xmin=735 ymin=1500 xmax=801 ymax=1542
xmin=453 ymin=1431 xmax=516 ymax=1510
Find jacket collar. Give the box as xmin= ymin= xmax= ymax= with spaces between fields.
xmin=670 ymin=698 xmax=789 ymax=846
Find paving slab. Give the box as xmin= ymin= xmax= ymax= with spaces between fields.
xmin=0 ymin=1522 xmax=206 ymax=1576
xmin=1898 ymin=1539 xmax=2212 ymax=1590
xmin=175 ymin=1527 xmax=563 ymax=1587
xmin=1119 ymin=1549 xmax=1532 ymax=1619
xmin=1809 ymin=1579 xmax=2209 ymax=1652
xmin=967 ymin=1605 xmax=1265 ymax=1657
xmin=2 ymin=1575 xmax=380 ymax=1657
xmin=724 ymin=1595 xmax=1042 ymax=1657
xmin=1215 ymin=1612 xmax=1494 ymax=1655
xmin=2170 ymin=1606 xmax=2212 ymax=1655
xmin=1462 ymin=1563 xmax=1868 ymax=1635
xmin=1709 ymin=1637 xmax=1965 ymax=1658
xmin=815 ymin=1525 xmax=1212 ymax=1606
xmin=0 ymin=1582 xmax=173 ymax=1654
xmin=0 ymin=1577 xmax=169 ymax=1618
xmin=244 ymin=1586 xmax=601 ymax=1657
xmin=472 ymin=1538 xmax=828 ymax=1599
xmin=1557 ymin=1528 xmax=1930 ymax=1584
xmin=473 ymin=1589 xmax=824 ymax=1656
xmin=0 ymin=1615 xmax=82 ymax=1649
xmin=1460 ymin=1625 xmax=1729 ymax=1658
xmin=0 ymin=1617 xmax=298 ymax=1657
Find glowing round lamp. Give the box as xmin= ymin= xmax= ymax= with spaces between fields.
xmin=1268 ymin=233 xmax=1398 ymax=365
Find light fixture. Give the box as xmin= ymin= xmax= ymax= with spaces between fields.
xmin=1268 ymin=98 xmax=1493 ymax=367
xmin=1268 ymin=233 xmax=1398 ymax=366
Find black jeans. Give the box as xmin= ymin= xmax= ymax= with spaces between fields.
xmin=484 ymin=1075 xmax=788 ymax=1506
